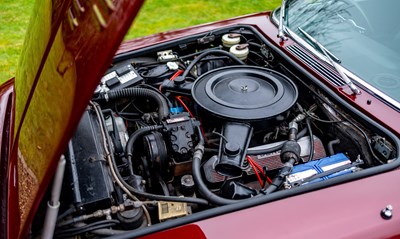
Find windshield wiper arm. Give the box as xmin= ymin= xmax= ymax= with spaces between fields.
xmin=277 ymin=0 xmax=288 ymax=42
xmin=298 ymin=27 xmax=361 ymax=95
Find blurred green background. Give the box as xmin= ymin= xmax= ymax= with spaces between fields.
xmin=0 ymin=0 xmax=280 ymax=82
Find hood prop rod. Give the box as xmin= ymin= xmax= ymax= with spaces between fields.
xmin=42 ymin=155 xmax=66 ymax=239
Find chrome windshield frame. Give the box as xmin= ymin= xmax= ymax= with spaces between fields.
xmin=277 ymin=0 xmax=288 ymax=42
xmin=271 ymin=7 xmax=400 ymax=110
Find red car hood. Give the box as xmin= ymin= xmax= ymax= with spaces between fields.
xmin=10 ymin=0 xmax=144 ymax=237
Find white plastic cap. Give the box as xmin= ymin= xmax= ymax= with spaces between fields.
xmin=229 ymin=44 xmax=249 ymax=61
xmin=222 ymin=33 xmax=241 ymax=48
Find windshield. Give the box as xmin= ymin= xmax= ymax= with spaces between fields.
xmin=280 ymin=0 xmax=400 ymax=103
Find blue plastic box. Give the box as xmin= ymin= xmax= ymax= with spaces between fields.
xmin=286 ymin=153 xmax=352 ymax=187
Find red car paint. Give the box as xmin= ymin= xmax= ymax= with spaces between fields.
xmin=143 ymin=170 xmax=400 ymax=239
xmin=1 ymin=1 xmax=400 ymax=239
xmin=0 ymin=78 xmax=15 ymax=238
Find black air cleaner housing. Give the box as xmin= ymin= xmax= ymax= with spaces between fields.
xmin=192 ymin=66 xmax=298 ymax=123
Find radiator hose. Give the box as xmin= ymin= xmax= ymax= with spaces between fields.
xmin=102 ymin=87 xmax=170 ymax=121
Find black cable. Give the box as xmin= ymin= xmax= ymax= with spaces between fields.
xmin=249 ymin=50 xmax=265 ymax=60
xmin=55 ymin=220 xmax=119 ymax=237
xmin=56 ymin=207 xmax=76 ymax=223
xmin=211 ymin=131 xmax=228 ymax=142
xmin=199 ymin=56 xmax=230 ymax=62
xmin=179 ymin=46 xmax=223 ymax=60
xmin=305 ymin=111 xmax=344 ymax=123
xmin=180 ymin=49 xmax=245 ymax=80
xmin=247 ymin=41 xmax=262 ymax=48
xmin=306 ymin=117 xmax=314 ymax=162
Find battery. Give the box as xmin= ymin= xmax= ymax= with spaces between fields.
xmin=286 ymin=153 xmax=353 ymax=187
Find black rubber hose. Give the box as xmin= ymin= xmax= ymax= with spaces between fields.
xmin=121 ymin=126 xmax=210 ymax=205
xmin=105 ymin=87 xmax=170 ymax=121
xmin=192 ymin=148 xmax=239 ymax=205
xmin=327 ymin=139 xmax=341 ymax=156
xmin=181 ymin=49 xmax=245 ymax=79
xmin=306 ymin=117 xmax=314 ymax=162
xmin=247 ymin=127 xmax=308 ymax=155
xmin=125 ymin=125 xmax=163 ymax=159
xmin=264 ymin=158 xmax=295 ymax=194
xmin=297 ymin=127 xmax=308 ymax=139
xmin=191 ymin=127 xmax=239 ymax=205
xmin=247 ymin=143 xmax=284 ymax=155
xmin=138 ymin=84 xmax=174 ymax=108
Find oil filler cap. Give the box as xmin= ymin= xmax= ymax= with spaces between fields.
xmin=225 ymin=142 xmax=240 ymax=156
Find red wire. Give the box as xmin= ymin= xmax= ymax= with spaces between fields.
xmin=248 ymin=158 xmax=264 ymax=187
xmin=170 ymin=69 xmax=184 ymax=81
xmin=250 ymin=159 xmax=267 ymax=178
xmin=159 ymin=70 xmax=184 ymax=92
xmin=175 ymin=96 xmax=195 ymax=118
xmin=247 ymin=156 xmax=272 ymax=185
xmin=254 ymin=160 xmax=272 ymax=184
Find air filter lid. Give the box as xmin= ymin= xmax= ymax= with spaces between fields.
xmin=192 ymin=66 xmax=298 ymax=121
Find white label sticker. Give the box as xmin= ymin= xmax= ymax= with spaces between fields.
xmin=321 ymin=160 xmax=351 ymax=171
xmin=286 ymin=169 xmax=318 ymax=183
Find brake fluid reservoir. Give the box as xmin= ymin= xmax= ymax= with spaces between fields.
xmin=229 ymin=44 xmax=249 ymax=61
xmin=222 ymin=33 xmax=241 ymax=48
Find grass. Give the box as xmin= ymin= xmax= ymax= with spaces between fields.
xmin=0 ymin=0 xmax=280 ymax=83
xmin=126 ymin=0 xmax=281 ymax=39
xmin=0 ymin=0 xmax=35 ymax=82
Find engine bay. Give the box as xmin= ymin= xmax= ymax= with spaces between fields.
xmin=38 ymin=26 xmax=398 ymax=237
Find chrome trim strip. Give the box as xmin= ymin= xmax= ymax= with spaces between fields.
xmin=286 ymin=45 xmax=344 ymax=86
xmin=271 ymin=9 xmax=400 ymax=110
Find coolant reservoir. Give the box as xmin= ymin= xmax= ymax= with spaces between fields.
xmin=222 ymin=33 xmax=241 ymax=48
xmin=229 ymin=44 xmax=249 ymax=61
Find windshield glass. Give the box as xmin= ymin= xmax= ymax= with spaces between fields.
xmin=280 ymin=0 xmax=400 ymax=102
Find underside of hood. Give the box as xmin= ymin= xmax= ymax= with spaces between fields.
xmin=10 ymin=0 xmax=144 ymax=237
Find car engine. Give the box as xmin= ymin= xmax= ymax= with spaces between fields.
xmin=46 ymin=26 xmax=397 ymax=237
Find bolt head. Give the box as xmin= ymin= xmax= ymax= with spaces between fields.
xmin=381 ymin=205 xmax=393 ymax=220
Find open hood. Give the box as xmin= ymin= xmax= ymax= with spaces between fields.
xmin=10 ymin=0 xmax=144 ymax=237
